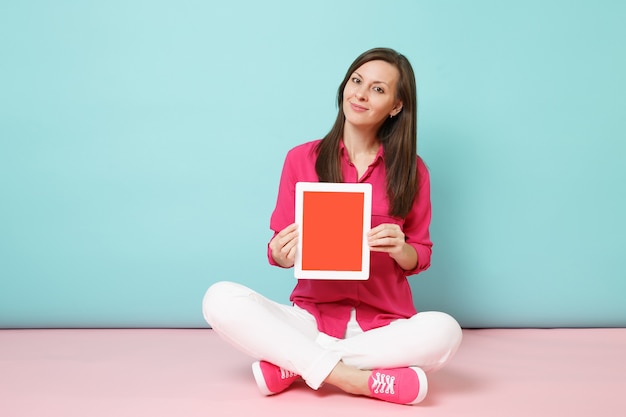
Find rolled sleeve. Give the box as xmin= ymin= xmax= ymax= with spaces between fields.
xmin=402 ymin=157 xmax=433 ymax=276
xmin=267 ymin=141 xmax=320 ymax=267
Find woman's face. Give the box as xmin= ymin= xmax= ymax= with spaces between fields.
xmin=342 ymin=59 xmax=403 ymax=131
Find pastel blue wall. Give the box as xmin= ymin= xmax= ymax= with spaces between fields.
xmin=1 ymin=1 xmax=625 ymax=328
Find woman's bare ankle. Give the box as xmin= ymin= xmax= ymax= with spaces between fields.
xmin=324 ymin=361 xmax=371 ymax=396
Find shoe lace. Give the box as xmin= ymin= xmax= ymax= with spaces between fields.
xmin=371 ymin=371 xmax=395 ymax=395
xmin=280 ymin=368 xmax=297 ymax=380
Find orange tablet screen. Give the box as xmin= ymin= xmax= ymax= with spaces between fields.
xmin=301 ymin=191 xmax=364 ymax=271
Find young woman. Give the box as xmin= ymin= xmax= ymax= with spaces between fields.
xmin=203 ymin=47 xmax=462 ymax=405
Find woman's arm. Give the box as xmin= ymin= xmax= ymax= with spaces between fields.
xmin=369 ymin=157 xmax=432 ymax=273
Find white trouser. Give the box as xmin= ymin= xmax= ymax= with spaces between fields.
xmin=202 ymin=281 xmax=462 ymax=390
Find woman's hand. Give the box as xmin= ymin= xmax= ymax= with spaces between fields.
xmin=368 ymin=223 xmax=417 ymax=271
xmin=269 ymin=223 xmax=299 ymax=268
xmin=367 ymin=223 xmax=405 ymax=255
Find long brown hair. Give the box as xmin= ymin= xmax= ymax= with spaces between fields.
xmin=315 ymin=47 xmax=418 ymax=218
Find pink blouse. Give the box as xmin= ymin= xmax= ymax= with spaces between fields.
xmin=268 ymin=139 xmax=433 ymax=338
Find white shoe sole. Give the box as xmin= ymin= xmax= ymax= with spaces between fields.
xmin=409 ymin=366 xmax=428 ymax=404
xmin=251 ymin=361 xmax=273 ymax=396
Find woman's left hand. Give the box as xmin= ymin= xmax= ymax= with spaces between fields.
xmin=367 ymin=223 xmax=405 ymax=256
xmin=367 ymin=223 xmax=418 ymax=270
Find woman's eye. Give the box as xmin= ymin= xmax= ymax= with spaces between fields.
xmin=374 ymin=86 xmax=384 ymax=93
xmin=352 ymin=77 xmax=361 ymax=84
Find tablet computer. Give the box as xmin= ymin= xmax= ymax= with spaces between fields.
xmin=294 ymin=182 xmax=372 ymax=280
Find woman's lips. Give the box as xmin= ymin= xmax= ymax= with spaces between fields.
xmin=350 ymin=102 xmax=368 ymax=112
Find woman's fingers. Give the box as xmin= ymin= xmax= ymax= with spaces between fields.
xmin=270 ymin=223 xmax=299 ymax=266
xmin=279 ymin=232 xmax=298 ymax=258
xmin=368 ymin=223 xmax=404 ymax=252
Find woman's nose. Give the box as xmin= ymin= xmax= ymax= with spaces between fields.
xmin=355 ymin=86 xmax=367 ymax=100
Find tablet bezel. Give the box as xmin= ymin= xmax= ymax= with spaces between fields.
xmin=294 ymin=182 xmax=371 ymax=280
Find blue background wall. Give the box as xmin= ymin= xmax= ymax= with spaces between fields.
xmin=1 ymin=1 xmax=625 ymax=328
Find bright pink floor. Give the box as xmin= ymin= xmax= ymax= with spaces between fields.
xmin=1 ymin=328 xmax=625 ymax=416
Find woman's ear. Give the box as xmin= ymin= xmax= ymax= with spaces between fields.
xmin=390 ymin=102 xmax=403 ymax=117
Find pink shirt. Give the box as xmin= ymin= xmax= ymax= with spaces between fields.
xmin=268 ymin=139 xmax=433 ymax=338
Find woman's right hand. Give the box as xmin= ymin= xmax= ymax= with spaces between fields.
xmin=269 ymin=223 xmax=299 ymax=268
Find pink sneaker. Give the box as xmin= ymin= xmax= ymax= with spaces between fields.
xmin=368 ymin=367 xmax=428 ymax=405
xmin=251 ymin=361 xmax=300 ymax=396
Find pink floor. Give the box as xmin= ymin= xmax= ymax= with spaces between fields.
xmin=1 ymin=328 xmax=625 ymax=417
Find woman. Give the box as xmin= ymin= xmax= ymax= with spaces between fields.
xmin=203 ymin=47 xmax=462 ymax=405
